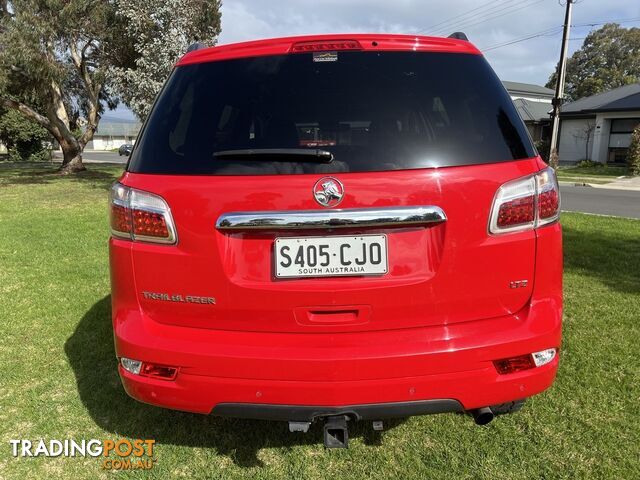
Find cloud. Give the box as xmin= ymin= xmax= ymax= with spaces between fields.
xmin=218 ymin=0 xmax=640 ymax=85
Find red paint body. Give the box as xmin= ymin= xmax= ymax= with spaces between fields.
xmin=110 ymin=34 xmax=562 ymax=418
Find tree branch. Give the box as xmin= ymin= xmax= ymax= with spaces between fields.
xmin=70 ymin=39 xmax=96 ymax=99
xmin=0 ymin=97 xmax=52 ymax=130
xmin=78 ymin=81 xmax=103 ymax=148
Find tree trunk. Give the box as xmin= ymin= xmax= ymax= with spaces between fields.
xmin=59 ymin=143 xmax=86 ymax=174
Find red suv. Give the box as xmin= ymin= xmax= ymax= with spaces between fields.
xmin=109 ymin=34 xmax=562 ymax=448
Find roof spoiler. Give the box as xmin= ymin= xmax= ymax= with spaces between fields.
xmin=447 ymin=32 xmax=469 ymax=41
xmin=186 ymin=42 xmax=207 ymax=53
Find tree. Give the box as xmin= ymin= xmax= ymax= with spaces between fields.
xmin=110 ymin=0 xmax=221 ymax=120
xmin=546 ymin=23 xmax=640 ymax=102
xmin=0 ymin=1 xmax=123 ymax=172
xmin=627 ymin=125 xmax=640 ymax=176
xmin=572 ymin=121 xmax=595 ymax=161
xmin=0 ymin=0 xmax=221 ymax=173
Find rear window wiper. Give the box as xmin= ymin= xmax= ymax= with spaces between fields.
xmin=213 ymin=148 xmax=333 ymax=163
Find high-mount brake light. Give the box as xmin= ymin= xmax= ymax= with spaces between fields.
xmin=110 ymin=183 xmax=177 ymax=244
xmin=489 ymin=166 xmax=560 ymax=234
xmin=290 ymin=40 xmax=363 ymax=52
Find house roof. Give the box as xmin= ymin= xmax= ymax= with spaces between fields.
xmin=94 ymin=121 xmax=141 ymax=137
xmin=512 ymin=98 xmax=552 ymax=122
xmin=561 ymin=83 xmax=640 ymax=115
xmin=502 ymin=81 xmax=554 ymax=98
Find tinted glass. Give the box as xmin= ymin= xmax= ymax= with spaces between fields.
xmin=128 ymin=51 xmax=535 ymax=175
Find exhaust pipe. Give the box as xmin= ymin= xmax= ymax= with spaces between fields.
xmin=471 ymin=407 xmax=494 ymax=425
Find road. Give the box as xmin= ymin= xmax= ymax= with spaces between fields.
xmin=560 ymin=184 xmax=640 ymax=219
xmin=83 ymin=151 xmax=126 ymax=163
xmin=54 ymin=150 xmax=126 ymax=164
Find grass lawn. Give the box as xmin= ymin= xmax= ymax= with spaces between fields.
xmin=556 ymin=165 xmax=629 ymax=185
xmin=0 ymin=165 xmax=639 ymax=479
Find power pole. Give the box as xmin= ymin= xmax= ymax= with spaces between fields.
xmin=549 ymin=0 xmax=575 ymax=164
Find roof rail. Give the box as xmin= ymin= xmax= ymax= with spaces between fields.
xmin=447 ymin=32 xmax=469 ymax=41
xmin=186 ymin=42 xmax=207 ymax=53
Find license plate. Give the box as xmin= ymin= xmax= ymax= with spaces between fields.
xmin=274 ymin=235 xmax=388 ymax=278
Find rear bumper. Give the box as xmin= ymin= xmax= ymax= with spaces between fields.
xmin=112 ymin=224 xmax=563 ymax=418
xmin=114 ymin=294 xmax=561 ymax=416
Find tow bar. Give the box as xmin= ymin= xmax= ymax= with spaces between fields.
xmin=289 ymin=415 xmax=367 ymax=448
xmin=323 ymin=415 xmax=349 ymax=448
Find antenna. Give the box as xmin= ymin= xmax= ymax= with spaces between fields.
xmin=448 ymin=32 xmax=469 ymax=41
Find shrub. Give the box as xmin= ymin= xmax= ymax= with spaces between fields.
xmin=627 ymin=125 xmax=640 ymax=176
xmin=576 ymin=159 xmax=603 ymax=168
xmin=0 ymin=109 xmax=51 ymax=162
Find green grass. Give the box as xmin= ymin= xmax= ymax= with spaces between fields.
xmin=557 ymin=165 xmax=628 ymax=177
xmin=556 ymin=165 xmax=629 ymax=185
xmin=0 ymin=165 xmax=639 ymax=479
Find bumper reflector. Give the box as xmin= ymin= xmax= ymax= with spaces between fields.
xmin=120 ymin=358 xmax=178 ymax=380
xmin=494 ymin=348 xmax=557 ymax=375
xmin=141 ymin=363 xmax=178 ymax=381
xmin=493 ymin=354 xmax=536 ymax=374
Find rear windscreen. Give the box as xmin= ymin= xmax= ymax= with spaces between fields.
xmin=128 ymin=51 xmax=536 ymax=175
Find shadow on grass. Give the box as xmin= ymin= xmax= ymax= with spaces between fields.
xmin=65 ymin=296 xmax=404 ymax=466
xmin=563 ymin=223 xmax=640 ymax=294
xmin=0 ymin=164 xmax=122 ymax=190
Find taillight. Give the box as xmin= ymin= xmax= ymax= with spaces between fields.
xmin=489 ymin=166 xmax=560 ymax=234
xmin=290 ymin=40 xmax=363 ymax=52
xmin=536 ymin=168 xmax=561 ymax=226
xmin=110 ymin=183 xmax=177 ymax=244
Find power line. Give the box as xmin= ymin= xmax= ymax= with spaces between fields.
xmin=482 ymin=26 xmax=563 ymax=51
xmin=416 ymin=0 xmax=507 ymax=34
xmin=426 ymin=0 xmax=534 ymax=35
xmin=428 ymin=0 xmax=546 ymax=36
xmin=481 ymin=17 xmax=640 ymax=52
xmin=572 ymin=17 xmax=640 ymax=27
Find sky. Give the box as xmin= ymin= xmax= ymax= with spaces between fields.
xmin=106 ymin=0 xmax=639 ymax=121
xmin=217 ymin=0 xmax=640 ymax=86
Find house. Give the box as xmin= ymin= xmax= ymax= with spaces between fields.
xmin=502 ymin=81 xmax=554 ymax=143
xmin=558 ymin=83 xmax=640 ymax=164
xmin=86 ymin=114 xmax=141 ymax=151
